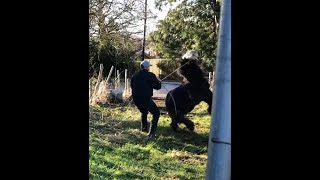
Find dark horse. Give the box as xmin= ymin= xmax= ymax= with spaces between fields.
xmin=165 ymin=51 xmax=213 ymax=132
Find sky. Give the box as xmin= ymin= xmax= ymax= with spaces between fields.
xmin=131 ymin=0 xmax=181 ymax=38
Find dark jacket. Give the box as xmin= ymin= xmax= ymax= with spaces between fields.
xmin=131 ymin=69 xmax=161 ymax=99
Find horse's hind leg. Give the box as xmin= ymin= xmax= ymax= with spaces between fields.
xmin=181 ymin=115 xmax=195 ymax=132
xmin=168 ymin=111 xmax=179 ymax=132
xmin=170 ymin=118 xmax=179 ymax=132
xmin=169 ymin=111 xmax=195 ymax=132
xmin=176 ymin=113 xmax=194 ymax=132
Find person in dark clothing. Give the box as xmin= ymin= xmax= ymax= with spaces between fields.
xmin=131 ymin=60 xmax=161 ymax=138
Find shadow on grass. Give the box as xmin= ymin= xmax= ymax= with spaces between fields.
xmin=90 ymin=114 xmax=209 ymax=155
xmin=89 ymin=152 xmax=144 ymax=180
xmin=90 ymin=108 xmax=210 ymax=179
xmin=90 ymin=101 xmax=211 ymax=179
xmin=112 ymin=171 xmax=143 ymax=179
xmin=153 ymin=125 xmax=209 ymax=154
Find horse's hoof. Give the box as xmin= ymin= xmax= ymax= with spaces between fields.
xmin=185 ymin=122 xmax=195 ymax=132
xmin=187 ymin=125 xmax=194 ymax=132
xmin=170 ymin=123 xmax=179 ymax=132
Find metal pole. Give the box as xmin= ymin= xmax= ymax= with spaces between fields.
xmin=141 ymin=0 xmax=147 ymax=61
xmin=205 ymin=0 xmax=231 ymax=179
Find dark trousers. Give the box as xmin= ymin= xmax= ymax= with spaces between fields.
xmin=133 ymin=97 xmax=160 ymax=133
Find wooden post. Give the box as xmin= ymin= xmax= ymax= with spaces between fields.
xmin=93 ymin=64 xmax=104 ymax=97
xmin=124 ymin=69 xmax=127 ymax=93
xmin=89 ymin=79 xmax=91 ymax=99
xmin=211 ymin=71 xmax=215 ymax=89
xmin=117 ymin=70 xmax=120 ymax=89
xmin=98 ymin=64 xmax=103 ymax=81
xmin=127 ymin=78 xmax=131 ymax=93
xmin=114 ymin=68 xmax=117 ymax=89
xmin=212 ymin=71 xmax=215 ymax=82
xmin=106 ymin=66 xmax=114 ymax=84
xmin=114 ymin=68 xmax=116 ymax=77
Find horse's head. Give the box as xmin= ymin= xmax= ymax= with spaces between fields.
xmin=182 ymin=50 xmax=199 ymax=60
xmin=179 ymin=50 xmax=200 ymax=66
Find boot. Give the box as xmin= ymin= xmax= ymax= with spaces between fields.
xmin=141 ymin=113 xmax=148 ymax=132
xmin=170 ymin=122 xmax=179 ymax=132
xmin=147 ymin=124 xmax=157 ymax=138
xmin=148 ymin=109 xmax=159 ymax=138
xmin=141 ymin=122 xmax=149 ymax=132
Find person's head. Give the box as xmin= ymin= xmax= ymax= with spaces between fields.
xmin=140 ymin=60 xmax=152 ymax=71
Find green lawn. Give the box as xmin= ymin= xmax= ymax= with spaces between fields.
xmin=89 ymin=101 xmax=211 ymax=180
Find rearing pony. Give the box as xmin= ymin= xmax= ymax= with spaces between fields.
xmin=165 ymin=51 xmax=213 ymax=132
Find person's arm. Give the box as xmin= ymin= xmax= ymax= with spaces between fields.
xmin=149 ymin=73 xmax=161 ymax=90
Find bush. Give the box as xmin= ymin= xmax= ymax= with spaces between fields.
xmin=89 ymin=40 xmax=139 ymax=79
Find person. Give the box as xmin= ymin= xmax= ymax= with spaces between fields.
xmin=131 ymin=60 xmax=161 ymax=138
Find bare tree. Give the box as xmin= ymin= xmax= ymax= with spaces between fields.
xmin=89 ymin=0 xmax=157 ymax=41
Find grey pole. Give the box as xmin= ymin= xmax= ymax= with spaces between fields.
xmin=205 ymin=0 xmax=231 ymax=179
xmin=141 ymin=0 xmax=147 ymax=61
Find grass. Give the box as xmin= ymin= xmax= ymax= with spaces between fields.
xmin=89 ymin=100 xmax=211 ymax=180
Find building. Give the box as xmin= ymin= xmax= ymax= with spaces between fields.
xmin=145 ymin=58 xmax=166 ymax=78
